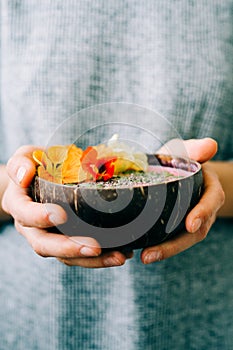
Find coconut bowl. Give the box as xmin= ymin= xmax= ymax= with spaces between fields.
xmin=30 ymin=154 xmax=203 ymax=251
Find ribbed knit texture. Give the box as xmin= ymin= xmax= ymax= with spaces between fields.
xmin=0 ymin=1 xmax=233 ymax=349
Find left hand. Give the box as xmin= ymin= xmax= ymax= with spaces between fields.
xmin=2 ymin=145 xmax=133 ymax=268
xmin=141 ymin=138 xmax=225 ymax=264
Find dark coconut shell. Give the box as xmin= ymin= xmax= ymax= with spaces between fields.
xmin=30 ymin=154 xmax=203 ymax=252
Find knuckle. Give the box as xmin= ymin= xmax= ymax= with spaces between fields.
xmin=157 ymin=249 xmax=164 ymax=261
xmin=14 ymin=221 xmax=22 ymax=234
xmin=203 ymin=210 xmax=214 ymax=223
xmin=194 ymin=202 xmax=205 ymax=217
xmin=16 ymin=145 xmax=31 ymax=155
xmin=1 ymin=195 xmax=8 ymax=213
xmin=219 ymin=187 xmax=225 ymax=206
xmin=197 ymin=225 xmax=208 ymax=241
xmin=42 ymin=211 xmax=53 ymax=226
xmin=31 ymin=239 xmax=48 ymax=258
xmin=58 ymin=258 xmax=72 ymax=266
xmin=34 ymin=211 xmax=49 ymax=228
xmin=14 ymin=214 xmax=26 ymax=227
xmin=31 ymin=243 xmax=41 ymax=256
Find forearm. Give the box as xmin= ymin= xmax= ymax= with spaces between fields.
xmin=207 ymin=160 xmax=233 ymax=217
xmin=0 ymin=164 xmax=11 ymax=222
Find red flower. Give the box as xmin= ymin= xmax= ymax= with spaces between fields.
xmin=81 ymin=146 xmax=117 ymax=181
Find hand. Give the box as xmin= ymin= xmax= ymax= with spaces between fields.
xmin=141 ymin=138 xmax=225 ymax=264
xmin=2 ymin=145 xmax=133 ymax=268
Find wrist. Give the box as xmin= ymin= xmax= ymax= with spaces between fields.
xmin=207 ymin=160 xmax=233 ymax=217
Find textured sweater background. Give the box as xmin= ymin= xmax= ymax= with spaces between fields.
xmin=0 ymin=1 xmax=233 ymax=349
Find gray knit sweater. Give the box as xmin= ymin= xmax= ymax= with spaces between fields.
xmin=0 ymin=1 xmax=233 ymax=349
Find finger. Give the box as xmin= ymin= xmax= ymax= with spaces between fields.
xmin=58 ymin=250 xmax=133 ymax=268
xmin=2 ymin=180 xmax=67 ymax=227
xmin=158 ymin=138 xmax=217 ymax=163
xmin=183 ymin=138 xmax=218 ymax=162
xmin=185 ymin=164 xmax=225 ymax=233
xmin=15 ymin=222 xmax=102 ymax=258
xmin=141 ymin=164 xmax=225 ymax=264
xmin=7 ymin=145 xmax=44 ymax=187
xmin=141 ymin=219 xmax=213 ymax=264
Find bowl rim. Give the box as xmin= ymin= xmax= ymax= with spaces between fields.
xmin=33 ymin=153 xmax=202 ymax=190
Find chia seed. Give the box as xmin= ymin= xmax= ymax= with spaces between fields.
xmin=76 ymin=169 xmax=186 ymax=189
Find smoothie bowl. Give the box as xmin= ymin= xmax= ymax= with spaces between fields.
xmin=30 ymin=136 xmax=203 ymax=251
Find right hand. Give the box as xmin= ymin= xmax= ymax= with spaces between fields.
xmin=2 ymin=145 xmax=133 ymax=268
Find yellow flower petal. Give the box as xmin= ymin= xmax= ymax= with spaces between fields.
xmin=33 ymin=139 xmax=148 ymax=184
xmin=47 ymin=145 xmax=69 ymax=165
xmin=37 ymin=166 xmax=62 ymax=184
xmin=113 ymin=158 xmax=133 ymax=174
xmin=32 ymin=150 xmax=49 ymax=167
xmin=132 ymin=153 xmax=148 ymax=172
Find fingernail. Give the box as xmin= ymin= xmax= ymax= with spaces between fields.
xmin=79 ymin=246 xmax=99 ymax=257
xmin=103 ymin=256 xmax=123 ymax=267
xmin=191 ymin=218 xmax=202 ymax=233
xmin=49 ymin=212 xmax=66 ymax=226
xmin=17 ymin=166 xmax=26 ymax=184
xmin=144 ymin=251 xmax=162 ymax=264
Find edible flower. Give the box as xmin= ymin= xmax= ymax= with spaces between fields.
xmin=32 ymin=144 xmax=85 ymax=184
xmin=33 ymin=135 xmax=148 ymax=184
xmin=106 ymin=134 xmax=148 ymax=173
xmin=81 ymin=146 xmax=117 ymax=181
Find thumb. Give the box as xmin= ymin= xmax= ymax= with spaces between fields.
xmin=183 ymin=138 xmax=218 ymax=163
xmin=7 ymin=145 xmax=43 ymax=188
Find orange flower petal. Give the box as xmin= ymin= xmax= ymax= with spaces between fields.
xmin=67 ymin=144 xmax=83 ymax=158
xmin=62 ymin=144 xmax=84 ymax=183
xmin=81 ymin=147 xmax=99 ymax=178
